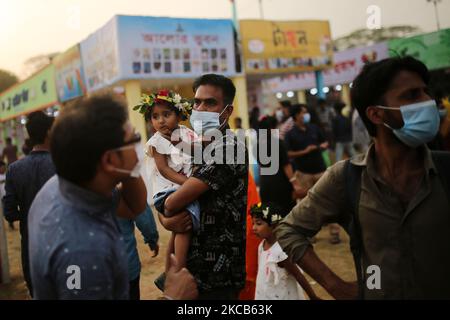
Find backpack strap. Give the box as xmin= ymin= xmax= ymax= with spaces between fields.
xmin=342 ymin=159 xmax=364 ymax=299
xmin=431 ymin=151 xmax=450 ymax=201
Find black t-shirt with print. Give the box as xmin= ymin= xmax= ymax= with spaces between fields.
xmin=188 ymin=132 xmax=248 ymax=293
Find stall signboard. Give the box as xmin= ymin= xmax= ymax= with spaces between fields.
xmin=262 ymin=42 xmax=389 ymax=93
xmin=0 ymin=65 xmax=58 ymax=122
xmin=116 ymin=15 xmax=237 ymax=79
xmin=80 ymin=16 xmax=121 ymax=93
xmin=240 ymin=20 xmax=333 ymax=74
xmin=53 ymin=45 xmax=86 ymax=102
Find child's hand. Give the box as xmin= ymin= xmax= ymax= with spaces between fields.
xmin=158 ymin=212 xmax=192 ymax=233
xmin=150 ymin=243 xmax=160 ymax=258
xmin=171 ymin=134 xmax=182 ymax=146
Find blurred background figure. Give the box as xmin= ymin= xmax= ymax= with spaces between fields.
xmin=332 ymin=101 xmax=355 ymax=162
xmin=118 ymin=204 xmax=159 ymax=300
xmin=278 ymin=100 xmax=294 ymax=140
xmin=249 ymin=106 xmax=261 ymax=130
xmin=0 ymin=160 xmax=13 ymax=230
xmin=2 ymin=111 xmax=55 ymax=297
xmin=256 ymin=116 xmax=305 ymax=215
xmin=316 ymin=99 xmax=336 ymax=150
xmin=285 ymin=104 xmax=340 ymax=244
xmin=234 ymin=117 xmax=243 ymax=130
xmin=428 ymin=90 xmax=450 ymax=151
xmin=2 ymin=138 xmax=18 ymax=166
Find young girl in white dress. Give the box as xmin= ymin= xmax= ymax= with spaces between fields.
xmin=251 ymin=202 xmax=320 ymax=300
xmin=134 ymin=90 xmax=198 ymax=289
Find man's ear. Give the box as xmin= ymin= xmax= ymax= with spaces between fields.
xmin=366 ymin=106 xmax=385 ymax=126
xmin=101 ymin=150 xmax=120 ymax=174
xmin=226 ymin=105 xmax=234 ymax=117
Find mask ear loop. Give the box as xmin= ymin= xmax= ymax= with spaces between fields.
xmin=376 ymin=106 xmax=400 ymax=130
xmin=218 ymin=104 xmax=231 ymax=130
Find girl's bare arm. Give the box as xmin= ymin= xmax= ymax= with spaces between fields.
xmin=153 ymin=147 xmax=188 ymax=185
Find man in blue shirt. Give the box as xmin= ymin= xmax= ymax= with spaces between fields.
xmin=28 ymin=95 xmax=147 ymax=299
xmin=118 ymin=204 xmax=159 ymax=300
xmin=3 ymin=111 xmax=56 ymax=296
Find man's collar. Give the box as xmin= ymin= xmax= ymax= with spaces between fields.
xmin=58 ymin=176 xmax=116 ymax=215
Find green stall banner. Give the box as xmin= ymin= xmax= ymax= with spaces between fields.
xmin=0 ymin=65 xmax=58 ymax=122
xmin=388 ymin=28 xmax=450 ymax=71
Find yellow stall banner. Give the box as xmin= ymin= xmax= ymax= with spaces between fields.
xmin=240 ymin=20 xmax=333 ymax=74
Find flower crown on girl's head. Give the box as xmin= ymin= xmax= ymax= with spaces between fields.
xmin=133 ymin=89 xmax=193 ymax=120
xmin=250 ymin=202 xmax=285 ymax=226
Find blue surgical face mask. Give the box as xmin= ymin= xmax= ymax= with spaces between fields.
xmin=378 ymin=100 xmax=440 ymax=148
xmin=275 ymin=109 xmax=284 ymax=123
xmin=303 ymin=113 xmax=311 ymax=124
xmin=189 ymin=105 xmax=230 ymax=135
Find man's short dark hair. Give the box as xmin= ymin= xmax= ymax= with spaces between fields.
xmin=334 ymin=102 xmax=346 ymax=114
xmin=50 ymin=95 xmax=128 ymax=185
xmin=0 ymin=160 xmax=6 ymax=167
xmin=5 ymin=137 xmax=11 ymax=144
xmin=26 ymin=111 xmax=54 ymax=145
xmin=193 ymin=74 xmax=236 ymax=106
xmin=280 ymin=100 xmax=292 ymax=108
xmin=351 ymin=56 xmax=430 ymax=137
xmin=258 ymin=115 xmax=278 ymax=130
xmin=290 ymin=104 xmax=307 ymax=119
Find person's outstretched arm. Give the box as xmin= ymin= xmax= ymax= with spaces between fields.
xmin=296 ymin=246 xmax=357 ymax=300
xmin=275 ymin=161 xmax=357 ymax=300
xmin=278 ymin=258 xmax=320 ymax=300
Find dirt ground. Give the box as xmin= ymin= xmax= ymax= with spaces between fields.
xmin=0 ymin=218 xmax=355 ymax=300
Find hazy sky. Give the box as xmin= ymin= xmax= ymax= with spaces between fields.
xmin=1 ymin=0 xmax=449 ymax=77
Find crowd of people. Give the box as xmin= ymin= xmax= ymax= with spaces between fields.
xmin=1 ymin=56 xmax=450 ymax=300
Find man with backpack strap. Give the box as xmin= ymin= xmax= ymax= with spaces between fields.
xmin=275 ymin=56 xmax=450 ymax=300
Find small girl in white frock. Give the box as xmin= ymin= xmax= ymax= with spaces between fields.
xmin=251 ymin=202 xmax=319 ymax=300
xmin=134 ymin=90 xmax=197 ymax=289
